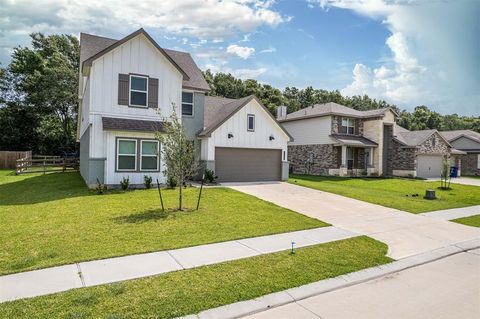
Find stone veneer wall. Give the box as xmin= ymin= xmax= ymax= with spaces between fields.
xmin=391 ymin=139 xmax=415 ymax=170
xmin=461 ymin=153 xmax=480 ymax=176
xmin=417 ymin=133 xmax=450 ymax=155
xmin=288 ymin=144 xmax=338 ymax=175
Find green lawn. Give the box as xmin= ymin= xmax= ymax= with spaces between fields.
xmin=0 ymin=236 xmax=391 ymax=319
xmin=451 ymin=214 xmax=480 ymax=227
xmin=289 ymin=174 xmax=480 ymax=213
xmin=0 ymin=170 xmax=325 ymax=275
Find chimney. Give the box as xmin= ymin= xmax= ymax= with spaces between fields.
xmin=276 ymin=105 xmax=287 ymax=119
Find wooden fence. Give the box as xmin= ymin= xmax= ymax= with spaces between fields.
xmin=0 ymin=151 xmax=32 ymax=169
xmin=15 ymin=155 xmax=79 ymax=175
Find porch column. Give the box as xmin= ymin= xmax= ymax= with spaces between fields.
xmin=368 ymin=148 xmax=374 ymax=166
xmin=341 ymin=145 xmax=347 ymax=167
xmin=339 ymin=145 xmax=348 ymax=176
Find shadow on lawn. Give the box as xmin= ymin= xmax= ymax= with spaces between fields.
xmin=0 ymin=172 xmax=90 ymax=205
xmin=113 ymin=209 xmax=173 ymax=224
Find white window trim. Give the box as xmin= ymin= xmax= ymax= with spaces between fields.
xmin=117 ymin=138 xmax=137 ymax=171
xmin=341 ymin=118 xmax=355 ymax=135
xmin=477 ymin=154 xmax=480 ymax=169
xmin=129 ymin=75 xmax=149 ymax=108
xmin=247 ymin=114 xmax=255 ymax=132
xmin=140 ymin=140 xmax=160 ymax=171
xmin=181 ymin=91 xmax=194 ymax=116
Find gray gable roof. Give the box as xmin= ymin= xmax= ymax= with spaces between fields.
xmin=394 ymin=129 xmax=452 ymax=148
xmin=439 ymin=130 xmax=480 ymax=144
xmin=163 ymin=49 xmax=210 ymax=91
xmin=80 ymin=29 xmax=210 ymax=91
xmin=199 ymin=95 xmax=293 ymax=140
xmin=279 ymin=102 xmax=395 ymax=122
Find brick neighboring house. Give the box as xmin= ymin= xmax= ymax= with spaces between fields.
xmin=440 ymin=130 xmax=480 ymax=176
xmin=277 ymin=102 xmax=461 ymax=178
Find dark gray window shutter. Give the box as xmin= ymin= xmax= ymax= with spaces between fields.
xmin=354 ymin=119 xmax=359 ymax=135
xmin=118 ymin=74 xmax=129 ymax=105
xmin=148 ymin=78 xmax=159 ymax=108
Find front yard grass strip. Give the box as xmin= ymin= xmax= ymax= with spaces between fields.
xmin=0 ymin=170 xmax=326 ymax=275
xmin=451 ymin=214 xmax=480 ymax=228
xmin=289 ymin=174 xmax=480 ymax=213
xmin=0 ymin=236 xmax=391 ymax=319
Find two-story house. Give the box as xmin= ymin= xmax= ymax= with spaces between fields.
xmin=77 ymin=29 xmax=291 ymax=187
xmin=277 ymin=102 xmax=457 ymax=178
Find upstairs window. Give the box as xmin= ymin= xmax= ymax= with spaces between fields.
xmin=130 ymin=75 xmax=148 ymax=107
xmin=247 ymin=114 xmax=255 ymax=131
xmin=341 ymin=118 xmax=355 ymax=134
xmin=182 ymin=92 xmax=194 ymax=116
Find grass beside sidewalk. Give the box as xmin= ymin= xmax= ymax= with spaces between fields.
xmin=0 ymin=170 xmax=325 ymax=275
xmin=289 ymin=174 xmax=480 ymax=213
xmin=0 ymin=236 xmax=391 ymax=319
xmin=451 ymin=214 xmax=480 ymax=227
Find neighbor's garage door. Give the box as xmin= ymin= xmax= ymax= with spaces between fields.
xmin=417 ymin=155 xmax=443 ymax=178
xmin=215 ymin=147 xmax=282 ymax=182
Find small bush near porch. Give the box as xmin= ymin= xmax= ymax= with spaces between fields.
xmin=0 ymin=170 xmax=325 ymax=275
xmin=289 ymin=174 xmax=480 ymax=213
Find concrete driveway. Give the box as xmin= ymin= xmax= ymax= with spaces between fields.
xmin=448 ymin=177 xmax=480 ymax=187
xmin=243 ymin=250 xmax=480 ymax=319
xmin=226 ymin=182 xmax=480 ymax=259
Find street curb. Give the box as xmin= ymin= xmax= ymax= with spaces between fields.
xmin=178 ymin=238 xmax=480 ymax=319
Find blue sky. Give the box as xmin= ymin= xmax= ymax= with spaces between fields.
xmin=0 ymin=0 xmax=478 ymax=115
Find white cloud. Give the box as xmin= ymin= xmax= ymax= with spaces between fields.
xmin=0 ymin=0 xmax=289 ymax=64
xmin=260 ymin=47 xmax=276 ymax=53
xmin=310 ymin=0 xmax=480 ymax=114
xmin=227 ymin=44 xmax=255 ymax=59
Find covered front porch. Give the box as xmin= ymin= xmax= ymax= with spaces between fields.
xmin=330 ymin=134 xmax=378 ymax=177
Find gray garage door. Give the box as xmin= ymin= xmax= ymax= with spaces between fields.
xmin=215 ymin=147 xmax=282 ymax=182
xmin=417 ymin=155 xmax=444 ymax=178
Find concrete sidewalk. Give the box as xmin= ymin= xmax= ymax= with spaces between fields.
xmin=227 ymin=182 xmax=480 ymax=260
xmin=241 ymin=248 xmax=480 ymax=319
xmin=426 ymin=177 xmax=480 ymax=187
xmin=421 ymin=205 xmax=480 ymax=221
xmin=0 ymin=226 xmax=356 ymax=303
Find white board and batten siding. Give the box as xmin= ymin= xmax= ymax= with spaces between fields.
xmin=85 ymin=33 xmax=182 ymax=184
xmin=281 ymin=116 xmax=336 ymax=145
xmin=201 ymin=99 xmax=290 ymax=161
xmin=103 ymin=131 xmax=165 ymax=185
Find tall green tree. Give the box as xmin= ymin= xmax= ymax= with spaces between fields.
xmin=0 ymin=33 xmax=79 ymax=154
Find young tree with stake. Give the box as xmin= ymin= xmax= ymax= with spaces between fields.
xmin=156 ymin=105 xmax=198 ymax=210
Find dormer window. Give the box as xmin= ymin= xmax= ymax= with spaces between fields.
xmin=182 ymin=92 xmax=194 ymax=116
xmin=129 ymin=75 xmax=148 ymax=107
xmin=247 ymin=114 xmax=255 ymax=131
xmin=341 ymin=118 xmax=355 ymax=134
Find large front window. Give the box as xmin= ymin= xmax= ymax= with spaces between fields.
xmin=130 ymin=75 xmax=148 ymax=107
xmin=141 ymin=140 xmax=159 ymax=171
xmin=182 ymin=92 xmax=194 ymax=116
xmin=117 ymin=139 xmax=137 ymax=171
xmin=117 ymin=139 xmax=160 ymax=172
xmin=341 ymin=118 xmax=355 ymax=134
